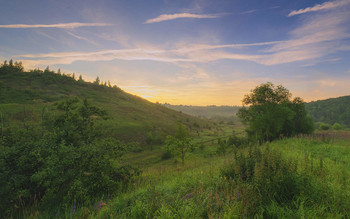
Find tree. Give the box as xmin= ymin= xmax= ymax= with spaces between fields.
xmin=94 ymin=76 xmax=100 ymax=85
xmin=44 ymin=66 xmax=51 ymax=73
xmin=237 ymin=82 xmax=314 ymax=143
xmin=54 ymin=98 xmax=106 ymax=145
xmin=78 ymin=74 xmax=84 ymax=82
xmin=0 ymin=60 xmax=24 ymax=73
xmin=165 ymin=123 xmax=193 ymax=165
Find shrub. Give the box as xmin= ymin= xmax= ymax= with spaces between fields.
xmin=332 ymin=122 xmax=342 ymax=130
xmin=0 ymin=99 xmax=140 ymax=216
xmin=319 ymin=122 xmax=331 ymax=130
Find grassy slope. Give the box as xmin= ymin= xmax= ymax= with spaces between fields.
xmin=88 ymin=132 xmax=350 ymax=218
xmin=0 ymin=69 xmax=213 ymax=142
xmin=20 ymin=130 xmax=350 ymax=218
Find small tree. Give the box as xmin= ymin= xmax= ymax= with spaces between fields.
xmin=165 ymin=123 xmax=193 ymax=165
xmin=94 ymin=76 xmax=100 ymax=85
xmin=78 ymin=74 xmax=84 ymax=82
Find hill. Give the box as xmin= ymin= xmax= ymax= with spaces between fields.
xmin=163 ymin=104 xmax=240 ymax=118
xmin=306 ymin=95 xmax=350 ymax=127
xmin=0 ymin=61 xmax=213 ymax=142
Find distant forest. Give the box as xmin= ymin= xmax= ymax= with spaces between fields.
xmin=164 ymin=97 xmax=350 ymax=128
xmin=306 ymin=96 xmax=350 ymax=127
xmin=163 ymin=104 xmax=240 ymax=119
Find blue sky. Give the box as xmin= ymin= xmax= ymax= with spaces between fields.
xmin=1 ymin=0 xmax=350 ymax=105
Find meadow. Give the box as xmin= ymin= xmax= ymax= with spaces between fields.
xmin=14 ymin=128 xmax=350 ymax=218
xmin=1 ymin=63 xmax=350 ymax=218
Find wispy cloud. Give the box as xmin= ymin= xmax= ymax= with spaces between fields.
xmin=0 ymin=22 xmax=113 ymax=29
xmin=261 ymin=2 xmax=350 ymax=65
xmin=288 ymin=0 xmax=350 ymax=17
xmin=65 ymin=31 xmax=99 ymax=45
xmin=14 ymin=41 xmax=271 ymax=66
xmin=15 ymin=2 xmax=350 ymax=67
xmin=240 ymin=9 xmax=260 ymax=15
xmin=144 ymin=13 xmax=222 ymax=24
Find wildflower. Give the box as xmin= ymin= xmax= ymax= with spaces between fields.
xmin=94 ymin=200 xmax=106 ymax=211
xmin=72 ymin=202 xmax=76 ymax=213
xmin=183 ymin=193 xmax=193 ymax=200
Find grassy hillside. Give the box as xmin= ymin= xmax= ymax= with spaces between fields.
xmin=3 ymin=62 xmax=350 ymax=218
xmin=0 ymin=63 xmax=213 ymax=142
xmin=97 ymin=133 xmax=350 ymax=218
xmin=306 ymin=95 xmax=350 ymax=128
xmin=25 ymin=131 xmax=350 ymax=218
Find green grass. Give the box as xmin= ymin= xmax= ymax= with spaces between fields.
xmin=32 ymin=132 xmax=346 ymax=218
xmin=0 ymin=69 xmax=214 ymax=142
xmin=3 ymin=65 xmax=350 ymax=218
xmin=114 ymin=134 xmax=350 ymax=218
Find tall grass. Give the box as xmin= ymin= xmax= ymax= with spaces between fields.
xmin=16 ymin=134 xmax=350 ymax=218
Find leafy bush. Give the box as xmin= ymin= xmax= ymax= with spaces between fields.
xmin=319 ymin=122 xmax=331 ymax=130
xmin=0 ymin=99 xmax=140 ymax=216
xmin=333 ymin=122 xmax=342 ymax=130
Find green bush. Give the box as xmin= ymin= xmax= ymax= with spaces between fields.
xmin=319 ymin=122 xmax=331 ymax=130
xmin=0 ymin=99 xmax=140 ymax=216
xmin=333 ymin=122 xmax=342 ymax=130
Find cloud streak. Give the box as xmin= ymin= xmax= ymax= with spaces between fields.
xmin=14 ymin=41 xmax=271 ymax=66
xmin=263 ymin=1 xmax=350 ymax=65
xmin=15 ymin=2 xmax=350 ymax=67
xmin=145 ymin=13 xmax=222 ymax=24
xmin=288 ymin=0 xmax=350 ymax=17
xmin=0 ymin=22 xmax=113 ymax=29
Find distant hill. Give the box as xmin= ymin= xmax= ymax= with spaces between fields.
xmin=305 ymin=96 xmax=350 ymax=127
xmin=162 ymin=104 xmax=241 ymax=125
xmin=162 ymin=104 xmax=240 ymax=119
xmin=0 ymin=62 xmax=213 ymax=142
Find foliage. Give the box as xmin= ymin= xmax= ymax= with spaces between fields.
xmin=237 ymin=82 xmax=314 ymax=143
xmin=0 ymin=59 xmax=24 ymax=73
xmin=306 ymin=95 xmax=350 ymax=128
xmin=216 ymin=133 xmax=248 ymax=154
xmin=92 ymin=136 xmax=350 ymax=218
xmin=164 ymin=123 xmax=194 ymax=165
xmin=333 ymin=122 xmax=342 ymax=130
xmin=220 ymin=142 xmax=350 ymax=217
xmin=319 ymin=122 xmax=331 ymax=130
xmin=0 ymin=99 xmax=139 ymax=216
xmin=163 ymin=103 xmax=241 ymax=119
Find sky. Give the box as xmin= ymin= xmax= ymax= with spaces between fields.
xmin=0 ymin=0 xmax=350 ymax=106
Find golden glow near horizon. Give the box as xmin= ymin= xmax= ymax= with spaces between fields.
xmin=120 ymin=77 xmax=350 ymax=106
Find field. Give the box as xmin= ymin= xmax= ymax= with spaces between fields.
xmin=17 ymin=128 xmax=350 ymax=218
xmin=2 ymin=65 xmax=350 ymax=218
